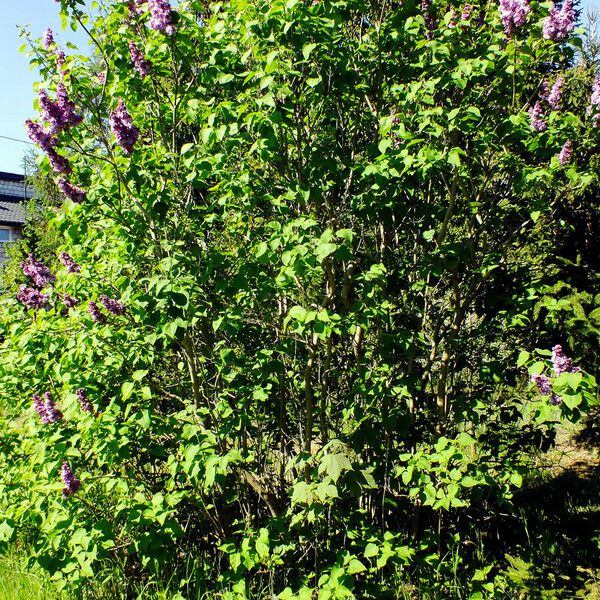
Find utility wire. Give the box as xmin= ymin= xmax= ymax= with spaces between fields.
xmin=0 ymin=134 xmax=33 ymax=145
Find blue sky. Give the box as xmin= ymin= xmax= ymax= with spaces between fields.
xmin=0 ymin=1 xmax=93 ymax=174
xmin=0 ymin=1 xmax=598 ymax=175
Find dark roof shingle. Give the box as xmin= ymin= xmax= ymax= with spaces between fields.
xmin=0 ymin=194 xmax=26 ymax=226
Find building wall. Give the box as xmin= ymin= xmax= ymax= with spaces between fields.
xmin=0 ymin=179 xmax=33 ymax=198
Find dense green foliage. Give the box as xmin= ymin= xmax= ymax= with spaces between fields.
xmin=0 ymin=0 xmax=598 ymax=598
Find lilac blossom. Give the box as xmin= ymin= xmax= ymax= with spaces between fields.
xmin=531 ymin=374 xmax=552 ymax=395
xmin=461 ymin=3 xmax=472 ymax=20
xmin=21 ymin=255 xmax=55 ymax=288
xmin=88 ymin=301 xmax=106 ymax=323
xmin=591 ymin=76 xmax=600 ymax=108
xmin=56 ymin=83 xmax=83 ymax=128
xmin=531 ymin=374 xmax=561 ymax=405
xmin=448 ymin=6 xmax=458 ymax=28
xmin=62 ymin=294 xmax=79 ymax=309
xmin=55 ymin=49 xmax=66 ymax=71
xmin=59 ymin=251 xmax=81 ymax=273
xmin=61 ymin=461 xmax=80 ymax=497
xmin=498 ymin=0 xmax=530 ymax=36
xmin=38 ymin=89 xmax=66 ymax=135
xmin=542 ymin=0 xmax=574 ymax=41
xmin=421 ymin=0 xmax=436 ymax=33
xmin=551 ymin=344 xmax=579 ymax=376
xmin=129 ymin=41 xmax=151 ymax=77
xmin=76 ymin=388 xmax=95 ymax=413
xmin=25 ymin=119 xmax=56 ymax=151
xmin=38 ymin=85 xmax=82 ymax=135
xmin=47 ymin=148 xmax=72 ymax=174
xmin=148 ymin=0 xmax=175 ymax=35
xmin=588 ymin=76 xmax=600 ymax=125
xmin=99 ymin=294 xmax=125 ymax=316
xmin=557 ymin=140 xmax=572 ymax=165
xmin=546 ymin=76 xmax=564 ymax=111
xmin=109 ymin=99 xmax=140 ymax=154
xmin=529 ymin=102 xmax=547 ymax=131
xmin=17 ymin=285 xmax=49 ymax=309
xmin=57 ymin=178 xmax=86 ymax=203
xmin=33 ymin=392 xmax=63 ymax=424
xmin=43 ymin=391 xmax=63 ymax=423
xmin=43 ymin=28 xmax=55 ymax=49
xmin=129 ymin=0 xmax=146 ymax=16
xmin=33 ymin=394 xmax=46 ymax=420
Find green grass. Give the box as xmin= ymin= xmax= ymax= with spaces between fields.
xmin=0 ymin=547 xmax=70 ymax=600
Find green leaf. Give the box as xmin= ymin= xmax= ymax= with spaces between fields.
xmin=302 ymin=43 xmax=317 ymax=60
xmin=347 ymin=558 xmax=366 ymax=574
xmin=122 ymin=381 xmax=135 ymax=400
xmin=517 ymin=351 xmax=530 ymax=368
xmin=316 ymin=242 xmax=337 ymax=263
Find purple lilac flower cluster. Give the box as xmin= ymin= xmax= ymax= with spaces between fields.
xmin=129 ymin=41 xmax=151 ymax=77
xmin=88 ymin=301 xmax=107 ymax=323
xmin=542 ymin=0 xmax=574 ymax=41
xmin=25 ymin=83 xmax=83 ymax=178
xmin=588 ymin=77 xmax=600 ymax=126
xmin=557 ymin=140 xmax=572 ymax=165
xmin=99 ymin=294 xmax=125 ymax=315
xmin=528 ymin=102 xmax=547 ymax=132
xmin=530 ymin=374 xmax=561 ymax=405
xmin=17 ymin=285 xmax=49 ymax=309
xmin=76 ymin=388 xmax=95 ymax=414
xmin=551 ymin=344 xmax=579 ymax=376
xmin=498 ymin=0 xmax=530 ymax=36
xmin=39 ymin=84 xmax=83 ymax=135
xmin=148 ymin=0 xmax=175 ymax=35
xmin=44 ymin=28 xmax=55 ymax=49
xmin=129 ymin=0 xmax=145 ymax=16
xmin=33 ymin=392 xmax=63 ymax=424
xmin=59 ymin=251 xmax=81 ymax=273
xmin=109 ymin=99 xmax=140 ymax=154
xmin=531 ymin=345 xmax=579 ymax=406
xmin=57 ymin=178 xmax=86 ymax=203
xmin=62 ymin=294 xmax=79 ymax=309
xmin=61 ymin=461 xmax=80 ymax=497
xmin=21 ymin=255 xmax=55 ymax=288
xmin=421 ymin=0 xmax=436 ymax=34
xmin=544 ymin=76 xmax=564 ymax=111
xmin=448 ymin=6 xmax=458 ymax=28
xmin=17 ymin=255 xmax=55 ymax=309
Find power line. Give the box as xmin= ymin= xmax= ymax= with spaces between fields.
xmin=0 ymin=134 xmax=33 ymax=145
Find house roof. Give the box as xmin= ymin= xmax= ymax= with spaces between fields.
xmin=0 ymin=171 xmax=26 ymax=183
xmin=0 ymin=194 xmax=27 ymax=226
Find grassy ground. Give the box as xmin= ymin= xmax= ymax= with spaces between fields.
xmin=0 ymin=547 xmax=70 ymax=600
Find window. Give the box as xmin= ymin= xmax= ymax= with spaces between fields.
xmin=0 ymin=229 xmax=11 ymax=242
